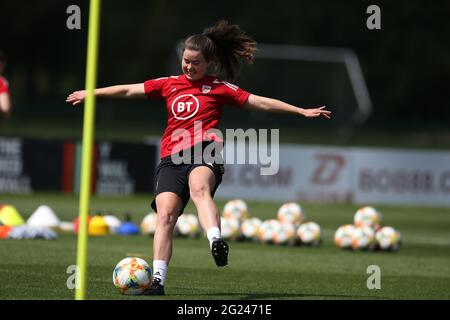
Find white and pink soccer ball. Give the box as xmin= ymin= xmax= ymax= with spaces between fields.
xmin=351 ymin=226 xmax=376 ymax=250
xmin=258 ymin=219 xmax=281 ymax=244
xmin=220 ymin=216 xmax=241 ymax=240
xmin=140 ymin=212 xmax=157 ymax=235
xmin=176 ymin=214 xmax=200 ymax=238
xmin=222 ymin=199 xmax=249 ymax=222
xmin=277 ymin=202 xmax=305 ymax=226
xmin=297 ymin=222 xmax=322 ymax=246
xmin=354 ymin=206 xmax=382 ymax=230
xmin=112 ymin=257 xmax=153 ymax=295
xmin=240 ymin=217 xmax=262 ymax=241
xmin=273 ymin=222 xmax=296 ymax=245
xmin=334 ymin=224 xmax=356 ymax=249
xmin=376 ymin=226 xmax=402 ymax=251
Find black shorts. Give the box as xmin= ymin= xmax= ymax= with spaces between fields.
xmin=150 ymin=142 xmax=224 ymax=215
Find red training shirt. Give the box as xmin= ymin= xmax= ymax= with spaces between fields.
xmin=0 ymin=76 xmax=9 ymax=94
xmin=144 ymin=74 xmax=250 ymax=158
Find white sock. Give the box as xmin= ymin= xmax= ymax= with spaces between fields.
xmin=152 ymin=260 xmax=168 ymax=285
xmin=206 ymin=227 xmax=221 ymax=249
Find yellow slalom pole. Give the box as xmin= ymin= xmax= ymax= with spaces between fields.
xmin=75 ymin=0 xmax=102 ymax=300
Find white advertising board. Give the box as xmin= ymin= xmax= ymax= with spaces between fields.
xmin=216 ymin=144 xmax=450 ymax=207
xmin=352 ymin=148 xmax=450 ymax=206
xmin=217 ymin=144 xmax=353 ymax=203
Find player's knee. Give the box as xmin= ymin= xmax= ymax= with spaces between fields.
xmin=156 ymin=210 xmax=177 ymax=227
xmin=190 ymin=184 xmax=210 ymax=202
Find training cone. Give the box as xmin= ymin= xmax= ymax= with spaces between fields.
xmin=103 ymin=215 xmax=122 ymax=234
xmin=0 ymin=225 xmax=13 ymax=239
xmin=58 ymin=221 xmax=75 ymax=233
xmin=88 ymin=215 xmax=110 ymax=236
xmin=117 ymin=222 xmax=140 ymax=235
xmin=27 ymin=205 xmax=60 ymax=229
xmin=73 ymin=215 xmax=92 ymax=234
xmin=117 ymin=212 xmax=140 ymax=235
xmin=0 ymin=205 xmax=25 ymax=226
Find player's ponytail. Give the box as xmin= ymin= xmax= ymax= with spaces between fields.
xmin=184 ymin=20 xmax=257 ymax=81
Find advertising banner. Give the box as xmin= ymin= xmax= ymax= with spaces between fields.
xmin=218 ymin=144 xmax=353 ymax=202
xmin=0 ymin=137 xmax=159 ymax=195
xmin=0 ymin=137 xmax=64 ymax=193
xmin=217 ymin=144 xmax=450 ymax=207
xmin=353 ymin=148 xmax=450 ymax=206
xmin=94 ymin=141 xmax=158 ymax=195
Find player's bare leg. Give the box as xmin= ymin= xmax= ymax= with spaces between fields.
xmin=144 ymin=191 xmax=182 ymax=295
xmin=153 ymin=192 xmax=182 ymax=262
xmin=189 ymin=166 xmax=229 ymax=267
xmin=189 ymin=166 xmax=220 ymax=230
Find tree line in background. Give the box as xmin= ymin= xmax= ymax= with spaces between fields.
xmin=0 ymin=0 xmax=449 ymax=130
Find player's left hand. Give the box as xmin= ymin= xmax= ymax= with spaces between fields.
xmin=66 ymin=90 xmax=86 ymax=106
xmin=301 ymin=106 xmax=332 ymax=119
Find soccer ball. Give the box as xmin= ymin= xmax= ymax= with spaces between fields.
xmin=258 ymin=219 xmax=281 ymax=243
xmin=297 ymin=222 xmax=322 ymax=246
xmin=351 ymin=226 xmax=376 ymax=250
xmin=140 ymin=212 xmax=157 ymax=235
xmin=112 ymin=257 xmax=152 ymax=295
xmin=277 ymin=202 xmax=305 ymax=226
xmin=273 ymin=222 xmax=296 ymax=245
xmin=240 ymin=217 xmax=262 ymax=241
xmin=176 ymin=214 xmax=200 ymax=238
xmin=376 ymin=226 xmax=402 ymax=251
xmin=220 ymin=216 xmax=241 ymax=240
xmin=334 ymin=224 xmax=356 ymax=249
xmin=223 ymin=199 xmax=249 ymax=222
xmin=354 ymin=206 xmax=382 ymax=230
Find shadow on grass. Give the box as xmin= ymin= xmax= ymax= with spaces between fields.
xmin=165 ymin=291 xmax=388 ymax=300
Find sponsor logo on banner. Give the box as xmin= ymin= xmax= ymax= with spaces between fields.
xmin=311 ymin=154 xmax=345 ymax=185
xmin=299 ymin=150 xmax=353 ymax=203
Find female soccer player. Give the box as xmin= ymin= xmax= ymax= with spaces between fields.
xmin=66 ymin=20 xmax=331 ymax=296
xmin=0 ymin=51 xmax=12 ymax=119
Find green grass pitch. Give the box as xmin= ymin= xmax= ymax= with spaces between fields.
xmin=0 ymin=193 xmax=449 ymax=300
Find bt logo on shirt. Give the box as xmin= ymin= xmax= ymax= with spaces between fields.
xmin=171 ymin=94 xmax=200 ymax=120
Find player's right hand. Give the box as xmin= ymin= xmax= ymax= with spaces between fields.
xmin=66 ymin=90 xmax=86 ymax=105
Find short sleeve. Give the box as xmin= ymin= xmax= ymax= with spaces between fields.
xmin=143 ymin=77 xmax=168 ymax=99
xmin=221 ymin=81 xmax=250 ymax=108
xmin=0 ymin=77 xmax=9 ymax=94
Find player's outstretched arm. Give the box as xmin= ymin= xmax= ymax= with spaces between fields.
xmin=66 ymin=83 xmax=146 ymax=106
xmin=243 ymin=94 xmax=332 ymax=119
xmin=0 ymin=92 xmax=11 ymax=118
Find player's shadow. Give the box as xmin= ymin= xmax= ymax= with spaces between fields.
xmin=197 ymin=292 xmax=388 ymax=300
